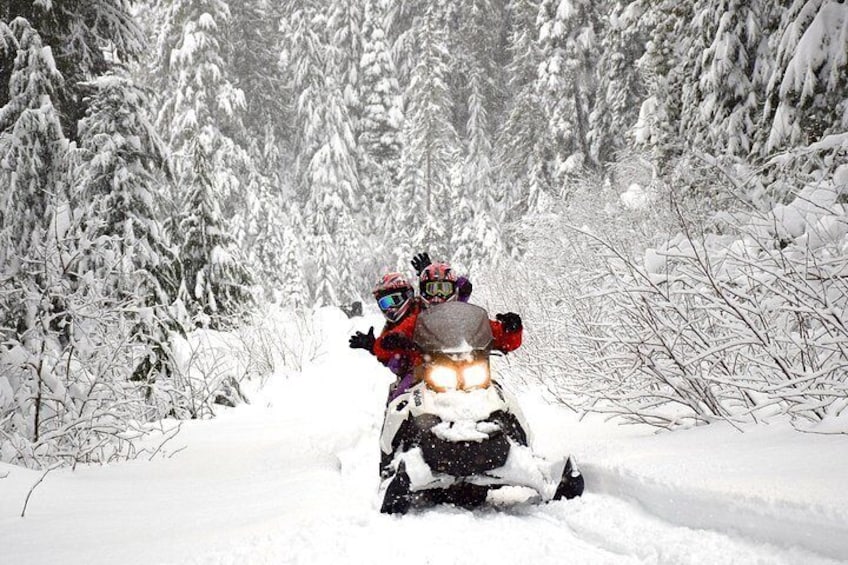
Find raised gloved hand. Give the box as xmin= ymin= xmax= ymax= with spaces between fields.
xmin=381 ymin=332 xmax=418 ymax=351
xmin=496 ymin=312 xmax=522 ymax=333
xmin=411 ymin=252 xmax=432 ymax=276
xmin=457 ymin=276 xmax=472 ymax=302
xmin=349 ymin=327 xmax=376 ymax=352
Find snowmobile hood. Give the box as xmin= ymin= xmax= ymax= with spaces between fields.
xmin=413 ymin=302 xmax=493 ymax=353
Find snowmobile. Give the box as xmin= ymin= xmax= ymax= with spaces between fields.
xmin=378 ymin=301 xmax=584 ymax=514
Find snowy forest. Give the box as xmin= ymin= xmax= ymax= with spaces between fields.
xmin=1 ymin=0 xmax=847 ymax=469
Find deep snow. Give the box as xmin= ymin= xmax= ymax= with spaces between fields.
xmin=1 ymin=307 xmax=847 ymax=565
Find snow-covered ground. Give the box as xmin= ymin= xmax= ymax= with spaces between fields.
xmin=2 ymin=308 xmax=847 ymax=565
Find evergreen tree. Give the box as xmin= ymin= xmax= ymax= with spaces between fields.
xmin=228 ymin=0 xmax=288 ymax=144
xmin=451 ymin=185 xmax=504 ymax=274
xmin=179 ymin=129 xmax=255 ymax=329
xmin=227 ymin=0 xmax=293 ymax=259
xmin=680 ymin=0 xmax=771 ymax=157
xmin=74 ymin=74 xmax=183 ymax=388
xmin=0 ymin=20 xmax=83 ymax=464
xmin=399 ymin=4 xmax=459 ymax=258
xmin=283 ymin=5 xmax=362 ymax=305
xmin=154 ymin=0 xmax=250 ymax=214
xmin=154 ymin=0 xmax=256 ymax=321
xmin=302 ymin=80 xmax=362 ymax=306
xmin=0 ymin=22 xmax=16 ymax=106
xmin=633 ymin=0 xmax=697 ymax=167
xmin=760 ymin=0 xmax=848 ymax=155
xmin=328 ymin=0 xmax=365 ymax=125
xmin=359 ymin=0 xmax=403 ymax=200
xmin=278 ymin=208 xmax=307 ymax=310
xmin=0 ymin=18 xmax=67 ymax=261
xmin=497 ymin=0 xmax=551 ymax=222
xmin=453 ymin=69 xmax=505 ymax=269
xmin=451 ymin=0 xmax=508 ymax=147
xmin=0 ymin=0 xmax=145 ymax=138
xmin=535 ymin=0 xmax=601 ymax=173
xmin=588 ymin=1 xmax=647 ymax=165
xmin=75 ymin=75 xmax=176 ymax=299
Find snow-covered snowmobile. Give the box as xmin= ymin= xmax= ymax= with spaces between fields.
xmin=378 ymin=301 xmax=584 ymax=514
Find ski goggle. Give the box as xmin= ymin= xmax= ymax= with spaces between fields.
xmin=377 ymin=291 xmax=410 ymax=312
xmin=422 ymin=280 xmax=455 ymax=298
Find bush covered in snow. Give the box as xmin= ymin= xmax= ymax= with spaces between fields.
xmin=482 ymin=156 xmax=848 ymax=431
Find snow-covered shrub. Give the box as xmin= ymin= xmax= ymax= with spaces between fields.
xmin=156 ymin=303 xmax=318 ymax=419
xmin=584 ymin=176 xmax=848 ymax=428
xmin=0 ymin=221 xmax=152 ymax=467
xmin=475 ymin=158 xmax=679 ymax=399
xmin=239 ymin=305 xmax=321 ymax=375
xmin=483 ymin=157 xmax=848 ymax=431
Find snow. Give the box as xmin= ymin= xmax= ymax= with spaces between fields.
xmin=1 ymin=308 xmax=848 ymax=565
xmin=620 ymin=183 xmax=650 ymax=210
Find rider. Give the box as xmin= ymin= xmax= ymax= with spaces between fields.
xmin=370 ymin=260 xmax=523 ymax=399
xmin=348 ymin=271 xmax=423 ymax=397
xmin=412 ymin=252 xmax=473 ymax=302
xmin=347 ymin=251 xmax=468 ymax=364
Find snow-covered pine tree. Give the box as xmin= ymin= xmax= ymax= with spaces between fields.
xmin=283 ymin=6 xmax=363 ymax=306
xmin=454 ymin=0 xmax=505 ymax=229
xmin=300 ymin=77 xmax=363 ymax=306
xmin=760 ymin=0 xmax=848 ymax=157
xmin=154 ymin=0 xmax=251 ymax=218
xmin=535 ymin=0 xmax=601 ymax=174
xmin=399 ymin=4 xmax=459 ymax=259
xmin=178 ymin=128 xmax=255 ymax=329
xmin=226 ymin=0 xmax=296 ymax=275
xmin=451 ymin=70 xmax=505 ymax=272
xmin=0 ymin=19 xmax=112 ymax=465
xmin=154 ymin=0 xmax=256 ymax=322
xmin=75 ymin=75 xmax=177 ymax=303
xmin=356 ymin=0 xmax=404 ymax=276
xmin=680 ymin=0 xmax=772 ymax=157
xmin=633 ymin=0 xmax=696 ymax=168
xmin=359 ymin=0 xmax=403 ymax=203
xmin=279 ymin=207 xmax=307 ymax=310
xmin=497 ymin=0 xmax=552 ymax=224
xmin=0 ymin=18 xmax=66 ymax=259
xmin=328 ymin=0 xmax=364 ymax=132
xmin=588 ymin=1 xmax=647 ymax=166
xmin=0 ymin=0 xmax=145 ymax=138
xmin=73 ymin=74 xmax=184 ymax=401
xmin=0 ymin=21 xmax=16 ymax=110
xmin=450 ymin=187 xmax=504 ymax=275
xmin=227 ymin=0 xmax=287 ymax=145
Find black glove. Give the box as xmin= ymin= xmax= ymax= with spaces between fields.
xmin=381 ymin=332 xmax=417 ymax=351
xmin=349 ymin=327 xmax=376 ymax=352
xmin=496 ymin=312 xmax=522 ymax=333
xmin=411 ymin=252 xmax=432 ymax=276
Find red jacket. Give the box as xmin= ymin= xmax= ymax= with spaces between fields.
xmin=373 ymin=304 xmax=522 ymax=369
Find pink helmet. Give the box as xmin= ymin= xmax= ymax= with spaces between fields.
xmin=373 ymin=272 xmax=414 ymax=322
xmin=419 ymin=262 xmax=457 ymax=305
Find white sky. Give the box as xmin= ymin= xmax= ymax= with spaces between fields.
xmin=1 ymin=307 xmax=847 ymax=565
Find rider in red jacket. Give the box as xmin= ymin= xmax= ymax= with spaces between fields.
xmin=349 ymin=253 xmax=467 ymax=374
xmin=349 ymin=254 xmax=523 ymax=400
xmin=369 ymin=261 xmax=523 ymax=399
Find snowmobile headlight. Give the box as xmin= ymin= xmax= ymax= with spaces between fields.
xmin=461 ymin=362 xmax=490 ymax=390
xmin=427 ymin=365 xmax=459 ymax=391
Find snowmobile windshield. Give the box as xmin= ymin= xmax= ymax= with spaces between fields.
xmin=413 ymin=302 xmax=493 ymax=354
